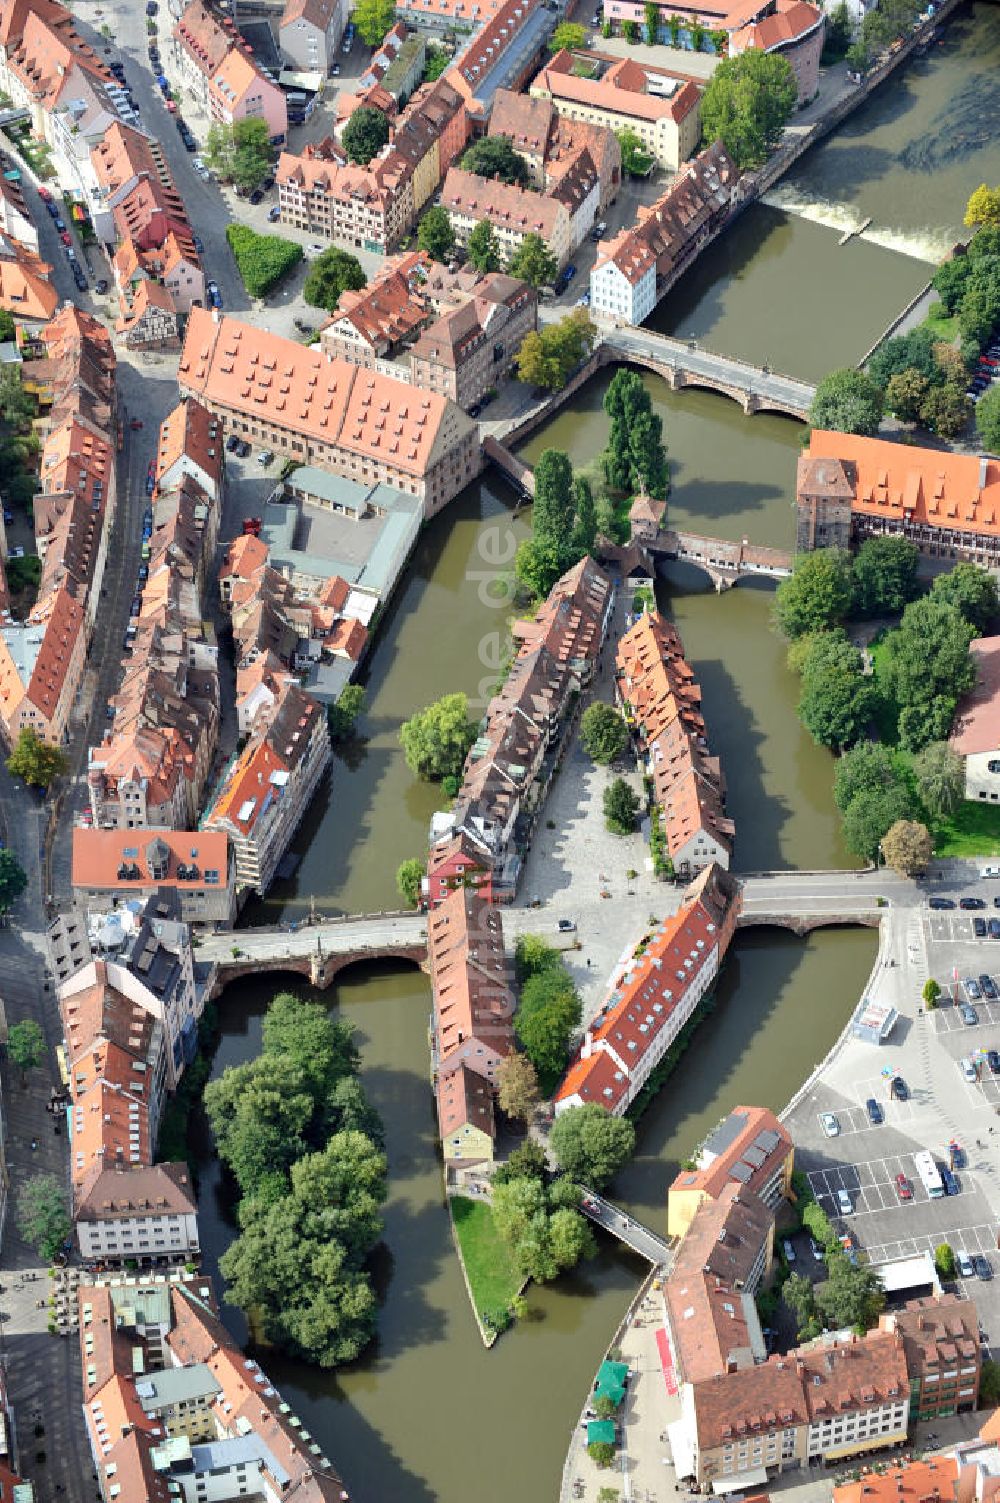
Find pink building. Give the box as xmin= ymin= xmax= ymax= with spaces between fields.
xmin=208 ymin=46 xmax=288 ymax=138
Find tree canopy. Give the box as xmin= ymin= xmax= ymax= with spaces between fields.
xmin=8 ymin=1018 xmax=44 ymax=1082
xmin=467 ymin=219 xmax=502 ymax=273
xmin=0 ymin=849 xmax=27 ymax=914
xmin=914 ymin=740 xmax=965 ymax=819
xmin=834 ymin=741 xmax=898 ymax=815
xmin=17 ymin=1174 xmax=71 ymax=1259
xmin=700 ymin=51 xmax=797 ymax=169
xmin=842 ymin=784 xmax=917 ymax=863
xmin=966 ymin=184 xmax=1000 ymax=229
xmin=496 ymin=1053 xmax=541 ymax=1123
xmin=461 ymin=135 xmax=533 ymax=187
xmin=203 ymin=118 xmax=271 ymax=192
xmin=549 ymin=20 xmax=587 ymax=49
xmin=773 ymin=549 xmax=853 ymax=638
xmin=515 ymin=309 xmax=597 ymax=392
xmin=550 ymin=1104 xmax=636 ymax=1188
xmin=507 ymin=233 xmax=558 ymax=288
xmin=353 ymin=0 xmax=396 ymax=45
xmin=342 ymin=106 xmax=390 ymax=165
xmin=977 ymin=381 xmax=1000 ymax=453
xmin=616 ymin=127 xmax=654 ymax=177
xmin=396 ymin=858 xmax=424 ymax=908
xmin=515 ymin=440 xmax=598 ymax=598
xmin=225 ymin=226 xmax=302 ymax=300
xmin=491 ymin=1168 xmax=595 ymax=1283
xmin=881 ymin=818 xmax=932 ymax=877
xmin=931 ymin=563 xmax=999 ymax=631
xmin=850 ymin=536 xmax=919 ymax=617
xmin=809 ymin=368 xmax=884 ymax=436
xmin=400 ymin=692 xmax=475 ymax=782
xmin=580 ymin=702 xmax=628 ymax=765
xmin=6 ymin=726 xmax=67 ymax=788
xmin=604 ymin=777 xmax=641 ymax=833
xmin=796 ymin=634 xmax=876 ymax=751
xmin=880 ymin=596 xmax=976 ymax=752
xmin=603 ymin=368 xmax=669 ymax=499
xmin=303 ymin=247 xmax=367 ymax=312
xmin=515 ymin=961 xmax=581 ymax=1080
xmin=416 ymin=205 xmax=455 ymax=262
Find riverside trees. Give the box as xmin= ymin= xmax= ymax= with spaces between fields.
xmin=206 ymin=993 xmax=386 ymax=1368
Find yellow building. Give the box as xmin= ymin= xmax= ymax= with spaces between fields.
xmin=667 ymin=1104 xmax=793 ymax=1241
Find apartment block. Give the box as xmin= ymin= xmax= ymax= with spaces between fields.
xmin=279 ymin=0 xmax=348 ymax=73
xmin=881 ymin=1298 xmax=981 ymax=1420
xmin=530 ymin=51 xmax=699 ymax=172
xmin=667 ymin=1105 xmax=793 ymax=1239
xmin=408 ymin=272 xmax=537 ymax=408
xmin=71 ymin=827 xmax=237 ymax=927
xmin=442 ymin=165 xmax=573 ymax=269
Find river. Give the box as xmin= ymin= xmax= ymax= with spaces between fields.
xmin=199 ymin=9 xmax=1000 ymax=1499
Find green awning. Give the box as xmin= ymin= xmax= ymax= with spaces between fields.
xmin=594 ymin=1380 xmax=626 ymax=1406
xmin=587 ymin=1420 xmax=617 ymax=1447
xmin=596 ymin=1360 xmax=628 ymax=1390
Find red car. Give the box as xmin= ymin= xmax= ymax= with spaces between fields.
xmin=129 ymin=418 xmax=143 ymax=431
xmin=59 ymin=230 xmax=71 ymax=245
xmin=896 ymin=1173 xmax=913 ymax=1202
xmin=37 ymin=185 xmax=51 ymax=201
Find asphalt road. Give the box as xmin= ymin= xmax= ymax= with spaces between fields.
xmin=197 ymin=911 xmax=428 ymax=964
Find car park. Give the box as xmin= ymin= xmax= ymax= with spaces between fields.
xmin=959 ymin=1001 xmax=980 ymax=1024
xmin=975 ymin=916 xmax=987 ymax=937
xmin=865 ymin=1097 xmax=883 ymax=1124
xmin=929 ymin=897 xmax=955 ymax=909
xmin=821 ymin=1112 xmax=840 ymax=1137
xmin=895 ymin=1173 xmax=912 ymax=1201
xmin=957 ymin=1250 xmax=975 ymax=1278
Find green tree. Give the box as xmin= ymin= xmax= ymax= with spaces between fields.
xmin=16 ymin=1174 xmax=71 ymax=1259
xmin=980 ymin=1359 xmax=1000 ymax=1405
xmin=880 ymin=818 xmax=932 ymax=878
xmin=396 ymin=857 xmax=424 ymax=908
xmin=934 ymin=1242 xmax=955 ymax=1279
xmin=514 ymin=933 xmax=562 ymax=982
xmin=494 ymin=1139 xmax=548 ymax=1186
xmin=417 ymin=205 xmax=455 ymax=263
xmin=261 ymin=993 xmax=359 ymax=1103
xmin=976 ymin=381 xmax=1000 ymax=453
xmin=204 ymin=118 xmax=271 ymax=192
xmin=622 ymin=19 xmax=639 ymax=41
xmin=885 ymin=367 xmax=931 ymax=422
xmin=932 ymin=254 xmax=972 ymax=315
xmin=602 ymin=368 xmax=668 ymax=498
xmin=784 ymin=1271 xmax=817 ymax=1331
xmin=881 ymin=597 xmax=976 ymax=753
xmin=821 ymin=0 xmax=852 ymax=61
xmin=603 ymin=777 xmax=641 ymax=833
xmin=920 ymin=381 xmax=972 ymax=439
xmin=809 ymin=368 xmax=884 ymax=436
xmin=7 ymin=1017 xmax=44 ymax=1084
xmin=303 ymin=247 xmax=367 ymax=312
xmin=616 ymin=127 xmax=654 ymax=177
xmin=550 ymin=19 xmax=587 ymax=49
xmin=353 ymin=0 xmax=396 ymax=45
xmin=797 ymin=642 xmax=876 ymax=751
xmin=842 ymin=785 xmax=916 ymax=864
xmin=850 ymin=536 xmax=919 ymax=617
xmin=833 ymin=740 xmax=898 ymax=814
xmin=507 ymin=232 xmax=558 ymax=288
xmin=225 ymin=225 xmax=302 ymax=299
xmin=931 ymin=562 xmax=999 ymax=631
xmin=589 ymin=1441 xmax=617 ymax=1468
xmin=814 ymin=1255 xmax=886 ymax=1332
xmin=644 ymin=0 xmax=659 ymax=42
xmin=515 ymin=309 xmax=597 ymax=392
xmin=467 ymin=218 xmax=502 ymax=272
xmin=922 ymin=978 xmax=941 ymax=1010
xmin=461 ymin=135 xmax=532 ymax=187
xmin=6 ymin=726 xmax=67 ymax=788
xmin=342 ymin=106 xmax=390 ymax=165
xmin=550 ymin=1103 xmax=636 ymax=1188
xmin=867 ymin=327 xmax=940 ymax=391
xmin=0 ymin=368 xmax=35 ymax=432
xmin=327 ymin=684 xmax=365 ymax=742
xmin=400 ymin=692 xmax=475 ymax=782
xmin=0 ymin=848 xmax=27 ymax=914
xmin=548 ymin=1205 xmax=596 ymax=1268
xmin=773 ymin=549 xmax=853 ymax=638
xmin=965 ymin=184 xmax=1000 ymax=230
xmin=0 ymin=309 xmax=15 ymax=342
xmin=515 ymin=967 xmax=582 ymax=1079
xmin=496 ymin=1052 xmax=541 ymax=1123
xmin=700 ymin=50 xmax=797 ymax=169
xmin=423 ymin=43 xmax=450 ymax=81
xmin=571 ymin=476 xmax=598 ymax=556
xmin=205 ymin=1054 xmax=315 ymax=1197
xmin=914 ymin=740 xmax=965 ymax=819
xmin=580 ymin=702 xmax=628 ymax=765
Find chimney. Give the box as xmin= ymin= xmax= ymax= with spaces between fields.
xmin=980 ymin=455 xmax=989 ymax=490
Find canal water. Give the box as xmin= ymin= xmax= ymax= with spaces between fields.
xmin=200 ymin=9 xmax=1000 ymax=1498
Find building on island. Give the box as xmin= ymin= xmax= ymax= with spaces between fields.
xmin=555 ymin=862 xmax=741 ymax=1116
xmin=950 ymin=636 xmax=1000 ymax=804
xmin=666 ymin=1104 xmax=793 ymax=1240
xmin=797 ymin=433 xmax=1000 ymax=567
xmin=616 ymin=610 xmax=734 ymax=876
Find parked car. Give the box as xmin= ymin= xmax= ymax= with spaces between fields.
xmin=810 ymin=1238 xmax=824 ymax=1262
xmin=975 ymin=1254 xmax=994 ymax=1280
xmin=980 ymin=973 xmax=998 ymax=999
xmin=960 ymin=1055 xmax=978 ymax=1082
xmin=890 ymin=1074 xmax=908 ymax=1100
xmin=782 ymin=1238 xmax=796 ymax=1263
xmin=928 ymin=897 xmax=955 ymax=909
xmin=989 ymin=917 xmax=1000 ymax=938
xmin=249 ymin=188 xmax=263 ymax=205
xmin=192 ymin=235 xmax=204 ymax=253
xmin=960 ymin=896 xmax=985 ymax=909
xmin=95 ymin=278 xmax=108 ymax=294
xmin=267 ymin=203 xmax=281 ymax=221
xmin=865 ymin=1097 xmax=883 ymax=1124
xmin=226 ymin=433 xmax=239 ymax=453
xmin=835 ymin=1189 xmax=852 ymax=1216
xmin=895 ymin=1173 xmax=912 ymax=1202
xmin=36 ymin=185 xmax=51 ymax=201
xmin=987 ymin=1048 xmax=1000 ymax=1074
xmin=959 ymin=1001 xmax=980 ymax=1024
xmin=236 ymin=439 xmax=251 ymax=458
xmin=256 ymin=449 xmax=275 ymax=467
xmin=130 ymin=597 xmax=142 ymax=616
xmin=557 ymin=918 xmax=576 ymax=932
xmin=964 ymin=976 xmax=982 ymax=1000
xmin=957 ymin=1249 xmax=975 ymax=1279
xmin=10 ymin=544 xmax=24 ymax=559
xmin=2 ymin=509 xmax=11 ymax=524
xmin=941 ymin=1165 xmax=960 ymax=1195
xmin=820 ymin=1112 xmax=840 ymax=1137
xmin=58 ymin=229 xmax=71 ymax=246
xmin=975 ymin=916 xmax=987 ymax=937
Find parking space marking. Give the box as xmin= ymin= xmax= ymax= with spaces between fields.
xmin=807 ymin=1154 xmax=942 ymax=1219
xmin=863 ymin=1222 xmax=997 ymax=1270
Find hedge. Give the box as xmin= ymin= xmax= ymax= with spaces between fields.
xmin=225 ymin=225 xmax=303 ymax=299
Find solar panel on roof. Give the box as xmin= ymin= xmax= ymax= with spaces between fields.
xmin=755 ymin=1129 xmax=780 ymax=1152
xmin=742 ymin=1147 xmax=766 ymax=1168
xmin=729 ymin=1162 xmax=752 ymax=1182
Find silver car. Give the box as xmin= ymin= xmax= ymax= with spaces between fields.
xmin=821 ymin=1112 xmax=840 ymax=1137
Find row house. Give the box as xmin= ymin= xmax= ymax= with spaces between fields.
xmin=0 ymin=235 xmax=58 ymax=323
xmin=667 ymin=1104 xmax=793 ymax=1240
xmin=179 ymin=307 xmax=482 ymax=517
xmin=442 ymin=164 xmax=573 ymax=270
xmin=113 ymin=231 xmax=205 ymax=319
xmin=79 ymin=1276 xmax=349 ymax=1502
xmin=408 ymin=271 xmax=537 ymax=408
xmin=555 ymin=862 xmax=740 ymax=1115
xmin=617 ymin=610 xmax=734 ymax=875
xmin=434 ymin=557 xmax=612 ymax=892
xmin=278 ymin=137 xmax=415 ymax=254
xmin=529 ymin=51 xmax=700 ymax=174
xmin=156 ymin=396 xmax=225 ymax=502
xmin=390 ymin=74 xmax=468 ymax=214
xmin=51 ymin=886 xmax=206 ymax=1082
xmin=171 ymin=0 xmax=287 ymax=139
xmin=71 ymin=826 xmax=237 ymax=927
xmin=491 ymin=85 xmax=621 ymax=212
xmin=428 ymin=885 xmax=515 ymax=1163
xmin=320 ymin=249 xmax=431 ymax=367
xmin=349 ymin=21 xmax=424 ymax=104
xmin=443 ymin=0 xmax=549 ymax=122
xmin=396 ymin=0 xmax=510 ymax=34
xmin=203 ymin=680 xmax=331 ymax=897
xmin=881 ymin=1298 xmax=982 ymax=1421
xmin=591 ymin=140 xmax=737 ymax=325
xmin=0 ymin=157 xmax=37 ymax=253
xmin=423 ymin=829 xmax=494 ymax=908
xmin=115 ymin=278 xmax=181 ymax=351
xmin=797 ymin=434 xmax=1000 ymax=569
xmin=279 ymin=0 xmax=348 ymax=73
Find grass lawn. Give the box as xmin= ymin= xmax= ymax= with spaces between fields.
xmin=931 ymin=801 xmax=1000 ymax=858
xmin=450 ymin=1196 xmax=522 ymax=1320
xmin=918 ymin=304 xmax=959 ymax=344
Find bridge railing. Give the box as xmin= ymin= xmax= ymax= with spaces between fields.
xmin=209 ymin=909 xmax=419 ymax=942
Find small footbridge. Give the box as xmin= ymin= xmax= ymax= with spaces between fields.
xmin=579 ymin=1189 xmax=673 ymax=1266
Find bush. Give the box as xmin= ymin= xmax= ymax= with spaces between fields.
xmin=589 ymin=1441 xmax=617 ymax=1467
xmin=225 ymin=225 xmax=302 ymax=299
xmin=934 ymin=1242 xmax=955 ymax=1279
